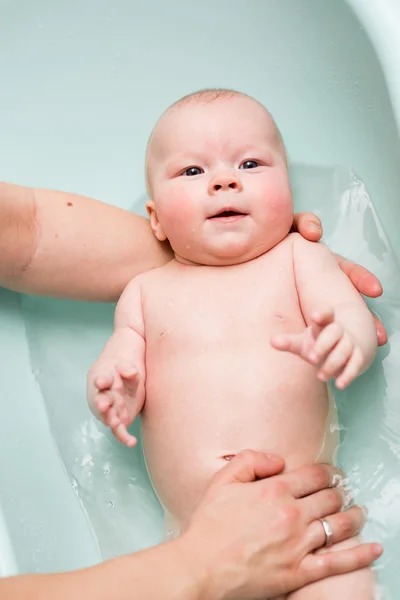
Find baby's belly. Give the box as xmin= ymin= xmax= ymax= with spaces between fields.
xmin=141 ymin=349 xmax=339 ymax=525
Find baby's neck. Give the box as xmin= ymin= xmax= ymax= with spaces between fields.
xmin=173 ymin=249 xmax=269 ymax=268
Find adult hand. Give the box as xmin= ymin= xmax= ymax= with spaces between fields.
xmin=292 ymin=212 xmax=387 ymax=346
xmin=178 ymin=450 xmax=382 ymax=600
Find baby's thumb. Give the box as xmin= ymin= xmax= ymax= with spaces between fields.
xmin=311 ymin=307 xmax=334 ymax=328
xmin=271 ymin=332 xmax=304 ymax=355
xmin=94 ymin=373 xmax=114 ymax=391
xmin=117 ymin=362 xmax=139 ymax=380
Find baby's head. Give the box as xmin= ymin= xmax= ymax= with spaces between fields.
xmin=145 ymin=89 xmax=293 ymax=266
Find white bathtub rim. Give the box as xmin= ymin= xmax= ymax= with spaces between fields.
xmin=348 ymin=0 xmax=400 ymax=135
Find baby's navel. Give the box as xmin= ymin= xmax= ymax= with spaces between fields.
xmin=221 ymin=454 xmax=235 ymax=461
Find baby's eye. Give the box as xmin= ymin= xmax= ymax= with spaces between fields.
xmin=239 ymin=160 xmax=259 ymax=170
xmin=183 ymin=166 xmax=204 ymax=176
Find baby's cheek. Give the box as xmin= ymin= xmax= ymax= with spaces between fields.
xmin=267 ymin=187 xmax=293 ymax=226
xmin=158 ymin=191 xmax=196 ymax=240
xmin=163 ymin=199 xmax=192 ymax=230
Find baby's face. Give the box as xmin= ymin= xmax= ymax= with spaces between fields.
xmin=146 ymin=95 xmax=293 ymax=265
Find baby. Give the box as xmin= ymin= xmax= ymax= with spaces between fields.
xmin=87 ymin=89 xmax=377 ymax=599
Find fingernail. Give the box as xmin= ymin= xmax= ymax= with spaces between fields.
xmin=266 ymin=453 xmax=282 ymax=462
xmin=331 ymin=473 xmax=343 ymax=488
xmin=306 ymin=221 xmax=320 ymax=233
xmin=343 ymin=488 xmax=354 ymax=508
xmin=309 ymin=352 xmax=317 ymax=363
xmin=361 ymin=505 xmax=369 ymax=519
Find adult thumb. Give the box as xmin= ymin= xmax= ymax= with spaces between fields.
xmin=211 ymin=450 xmax=285 ymax=486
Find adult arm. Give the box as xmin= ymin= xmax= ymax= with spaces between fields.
xmin=0 ymin=183 xmax=388 ymax=346
xmin=0 ymin=181 xmax=173 ymax=301
xmin=0 ymin=451 xmax=382 ymax=600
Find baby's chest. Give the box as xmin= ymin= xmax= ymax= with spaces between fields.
xmin=144 ymin=263 xmax=304 ymax=345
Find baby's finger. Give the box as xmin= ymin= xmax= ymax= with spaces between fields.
xmin=120 ymin=371 xmax=140 ymax=399
xmin=317 ymin=335 xmax=353 ymax=382
xmin=336 ymin=347 xmax=364 ymax=389
xmin=95 ymin=392 xmax=113 ymax=414
xmin=117 ymin=361 xmax=138 ymax=379
xmin=105 ymin=402 xmax=121 ymax=429
xmin=112 ymin=423 xmax=137 ymax=448
xmin=271 ymin=333 xmax=304 ymax=355
xmin=311 ymin=323 xmax=343 ymax=365
xmin=311 ymin=308 xmax=335 ymax=328
xmin=114 ymin=393 xmax=129 ymax=424
xmin=94 ymin=373 xmax=114 ymax=391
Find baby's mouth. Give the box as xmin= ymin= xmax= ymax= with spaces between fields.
xmin=209 ymin=209 xmax=248 ymax=220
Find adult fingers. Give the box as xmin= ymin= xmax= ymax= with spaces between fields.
xmin=209 ymin=450 xmax=285 ymax=486
xmin=292 ymin=212 xmax=323 ymax=241
xmin=373 ymin=313 xmax=388 ymax=347
xmin=299 ymin=542 xmax=383 ymax=588
xmin=279 ymin=464 xmax=344 ymax=499
xmin=333 ymin=256 xmax=387 ymax=345
xmin=334 ymin=254 xmax=383 ymax=298
xmin=305 ymin=506 xmax=367 ymax=553
xmin=299 ymin=487 xmax=345 ymax=523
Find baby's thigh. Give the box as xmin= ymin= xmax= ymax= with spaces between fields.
xmin=286 ymin=536 xmax=377 ymax=600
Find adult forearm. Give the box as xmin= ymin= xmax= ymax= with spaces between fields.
xmin=0 ymin=182 xmax=173 ymax=301
xmin=0 ymin=182 xmax=37 ymax=290
xmin=0 ymin=540 xmax=204 ymax=600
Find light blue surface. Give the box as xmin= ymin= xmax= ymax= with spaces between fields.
xmin=0 ymin=0 xmax=399 ymax=596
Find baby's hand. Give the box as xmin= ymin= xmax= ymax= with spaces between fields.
xmin=89 ymin=361 xmax=144 ymax=447
xmin=271 ymin=308 xmax=364 ymax=389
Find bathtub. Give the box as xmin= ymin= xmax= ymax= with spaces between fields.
xmin=0 ymin=0 xmax=399 ymax=595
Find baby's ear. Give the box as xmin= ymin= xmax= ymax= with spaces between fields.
xmin=145 ymin=200 xmax=167 ymax=241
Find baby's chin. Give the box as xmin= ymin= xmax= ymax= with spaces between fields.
xmin=175 ymin=239 xmax=274 ymax=267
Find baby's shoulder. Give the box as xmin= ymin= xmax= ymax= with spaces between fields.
xmin=130 ymin=268 xmax=160 ymax=289
xmin=258 ymin=232 xmax=298 ymax=263
xmin=255 ymin=233 xmax=328 ymax=272
xmin=131 ymin=260 xmax=180 ymax=293
xmin=116 ymin=264 xmax=167 ymax=300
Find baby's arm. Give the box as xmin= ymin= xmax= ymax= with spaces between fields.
xmin=272 ymin=235 xmax=377 ymax=388
xmin=87 ymin=279 xmax=146 ymax=446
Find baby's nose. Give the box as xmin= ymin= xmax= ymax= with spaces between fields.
xmin=208 ymin=172 xmax=243 ymax=194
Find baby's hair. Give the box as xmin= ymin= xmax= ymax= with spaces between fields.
xmin=145 ymin=87 xmax=287 ymax=194
xmin=167 ymin=88 xmax=283 ymax=143
xmin=171 ymin=87 xmax=244 ymax=106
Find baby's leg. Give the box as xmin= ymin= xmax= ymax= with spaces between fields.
xmin=286 ymin=536 xmax=378 ymax=600
xmin=163 ymin=510 xmax=180 ymax=541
